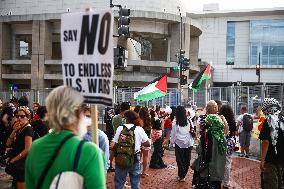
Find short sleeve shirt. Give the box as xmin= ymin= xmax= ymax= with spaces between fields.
xmin=113 ymin=124 xmax=149 ymax=152
xmin=112 ymin=114 xmax=125 ymax=133
xmin=259 ymin=119 xmax=281 ymax=163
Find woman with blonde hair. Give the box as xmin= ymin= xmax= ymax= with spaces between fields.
xmin=25 ymin=86 xmax=106 ymax=189
xmin=192 ymin=100 xmax=228 ymax=189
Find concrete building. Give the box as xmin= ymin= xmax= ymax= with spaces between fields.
xmin=0 ymin=0 xmax=202 ymax=92
xmin=188 ymin=8 xmax=284 ymax=87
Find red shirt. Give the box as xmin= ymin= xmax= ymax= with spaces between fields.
xmin=164 ymin=118 xmax=172 ymax=129
xmin=33 ymin=113 xmax=39 ymax=121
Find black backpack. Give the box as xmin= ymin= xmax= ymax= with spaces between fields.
xmin=242 ymin=114 xmax=253 ymax=132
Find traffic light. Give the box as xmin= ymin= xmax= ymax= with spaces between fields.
xmin=256 ymin=64 xmax=260 ymax=76
xmin=179 ymin=49 xmax=185 ymax=64
xmin=180 ymin=75 xmax=187 ymax=85
xmin=181 ymin=57 xmax=190 ymax=71
xmin=114 ymin=46 xmax=125 ymax=68
xmin=118 ymin=8 xmax=130 ymax=36
xmin=178 ymin=50 xmax=190 ymax=71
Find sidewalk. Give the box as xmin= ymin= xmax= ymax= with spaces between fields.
xmin=0 ymin=151 xmax=261 ymax=189
xmin=107 ymin=150 xmax=261 ymax=189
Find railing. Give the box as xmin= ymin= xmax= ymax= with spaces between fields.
xmin=0 ymin=84 xmax=283 ymax=115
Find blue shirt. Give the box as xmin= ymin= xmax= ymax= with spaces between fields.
xmin=83 ymin=129 xmax=110 ymax=168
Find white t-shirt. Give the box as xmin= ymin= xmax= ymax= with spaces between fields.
xmin=113 ymin=124 xmax=149 ymax=153
xmin=170 ymin=119 xmax=194 ymax=148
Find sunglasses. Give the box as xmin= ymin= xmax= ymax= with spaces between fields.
xmin=15 ymin=115 xmax=27 ymax=119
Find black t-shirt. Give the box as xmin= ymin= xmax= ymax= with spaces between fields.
xmin=259 ymin=119 xmax=283 ymax=163
xmin=31 ymin=120 xmax=49 ymax=137
xmin=11 ymin=126 xmax=33 ymax=157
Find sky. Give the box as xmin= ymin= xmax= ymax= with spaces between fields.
xmin=183 ymin=0 xmax=284 ymax=12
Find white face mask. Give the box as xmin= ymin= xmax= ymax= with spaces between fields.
xmin=77 ymin=115 xmax=88 ymax=138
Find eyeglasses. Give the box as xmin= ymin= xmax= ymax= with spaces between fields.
xmin=15 ymin=115 xmax=26 ymax=119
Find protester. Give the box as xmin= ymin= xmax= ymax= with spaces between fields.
xmin=9 ymin=97 xmax=18 ymax=113
xmin=259 ymin=98 xmax=284 ymax=189
xmin=109 ymin=102 xmax=130 ymax=172
xmin=5 ymin=106 xmax=33 ymax=189
xmin=219 ymin=104 xmax=236 ymax=189
xmin=18 ymin=96 xmax=29 ymax=108
xmin=163 ymin=106 xmax=175 ymax=150
xmin=170 ymin=106 xmax=194 ymax=182
xmin=25 ymin=86 xmax=106 ymax=189
xmin=112 ymin=102 xmax=130 ymax=133
xmin=139 ymin=107 xmax=152 ymax=177
xmin=82 ymin=117 xmax=110 ymax=169
xmin=112 ymin=110 xmax=150 ymax=189
xmin=31 ymin=106 xmax=48 ymax=137
xmin=104 ymin=107 xmax=115 ymax=143
xmin=205 ymin=100 xmax=227 ymax=189
xmin=191 ymin=114 xmax=208 ymax=187
xmin=192 ymin=100 xmax=227 ymax=189
xmin=237 ymin=106 xmax=253 ymax=158
xmin=32 ymin=102 xmax=40 ymax=121
xmin=0 ymin=98 xmax=3 ymax=113
xmin=0 ymin=104 xmax=14 ymax=157
xmin=149 ymin=118 xmax=167 ymax=169
xmin=134 ymin=105 xmax=141 ymax=114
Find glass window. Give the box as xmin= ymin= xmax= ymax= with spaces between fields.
xmin=16 ymin=35 xmax=32 ymax=59
xmin=226 ymin=22 xmax=235 ymax=65
xmin=250 ymin=20 xmax=284 ymax=65
xmin=19 ymin=41 xmax=28 ymax=57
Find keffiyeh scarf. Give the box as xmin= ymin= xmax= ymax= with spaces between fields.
xmin=262 ymin=98 xmax=283 ymax=154
xmin=205 ymin=114 xmax=227 ymax=154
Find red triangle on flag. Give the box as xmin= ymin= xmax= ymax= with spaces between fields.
xmin=155 ymin=75 xmax=167 ymax=93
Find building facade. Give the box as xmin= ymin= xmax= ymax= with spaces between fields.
xmin=189 ymin=8 xmax=284 ymax=87
xmin=0 ymin=0 xmax=202 ymax=92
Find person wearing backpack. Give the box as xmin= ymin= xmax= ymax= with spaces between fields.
xmin=109 ymin=102 xmax=130 ymax=172
xmin=25 ymin=86 xmax=106 ymax=189
xmin=112 ymin=110 xmax=150 ymax=189
xmin=236 ymin=106 xmax=253 ymax=158
xmin=259 ymin=98 xmax=284 ymax=189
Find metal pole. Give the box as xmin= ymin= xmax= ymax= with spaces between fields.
xmin=258 ymin=52 xmax=261 ymax=83
xmin=178 ymin=7 xmax=182 ymax=105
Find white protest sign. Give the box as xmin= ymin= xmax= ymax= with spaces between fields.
xmin=61 ymin=10 xmax=113 ymax=106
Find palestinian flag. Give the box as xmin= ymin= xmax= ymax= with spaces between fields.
xmin=191 ymin=64 xmax=211 ymax=92
xmin=134 ymin=75 xmax=168 ymax=101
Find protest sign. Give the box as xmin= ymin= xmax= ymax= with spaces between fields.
xmin=61 ymin=10 xmax=114 ymax=106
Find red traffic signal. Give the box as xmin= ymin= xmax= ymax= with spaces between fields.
xmin=180 ymin=75 xmax=187 ymax=85
xmin=256 ymin=64 xmax=260 ymax=76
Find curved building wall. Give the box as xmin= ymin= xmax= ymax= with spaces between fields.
xmin=0 ymin=0 xmax=186 ymax=16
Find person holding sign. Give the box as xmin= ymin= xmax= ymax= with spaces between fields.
xmin=25 ymin=86 xmax=106 ymax=189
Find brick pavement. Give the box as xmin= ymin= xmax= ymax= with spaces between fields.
xmin=107 ymin=151 xmax=261 ymax=189
xmin=0 ymin=152 xmax=261 ymax=189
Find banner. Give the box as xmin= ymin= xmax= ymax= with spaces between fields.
xmin=61 ymin=10 xmax=114 ymax=106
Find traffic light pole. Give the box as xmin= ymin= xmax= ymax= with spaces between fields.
xmin=258 ymin=52 xmax=260 ymax=83
xmin=178 ymin=6 xmax=182 ymax=105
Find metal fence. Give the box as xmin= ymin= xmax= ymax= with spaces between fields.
xmin=0 ymin=84 xmax=283 ymax=116
xmin=188 ymin=85 xmax=284 ymax=115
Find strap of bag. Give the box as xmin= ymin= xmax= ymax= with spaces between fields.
xmin=73 ymin=140 xmax=86 ymax=171
xmin=36 ymin=133 xmax=75 ymax=189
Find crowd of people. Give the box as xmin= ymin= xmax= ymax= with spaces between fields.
xmin=0 ymin=86 xmax=283 ymax=189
